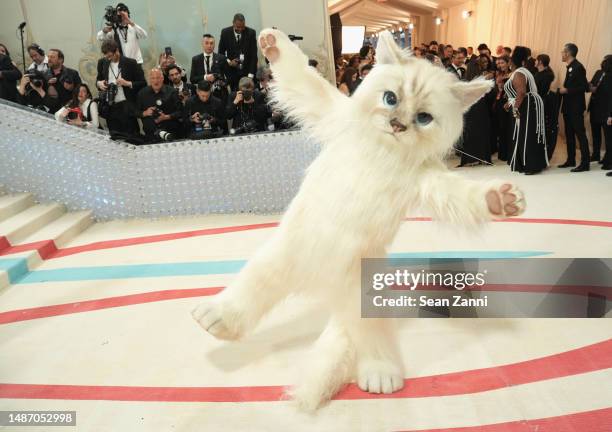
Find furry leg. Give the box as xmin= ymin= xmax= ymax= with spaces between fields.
xmin=192 ymin=236 xmax=296 ymax=340
xmin=259 ymin=28 xmax=343 ymax=129
xmin=289 ymin=317 xmax=355 ymax=411
xmin=345 ymin=316 xmax=405 ymax=395
xmin=417 ymin=166 xmax=526 ymax=226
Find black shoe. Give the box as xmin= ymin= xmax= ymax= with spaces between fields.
xmin=570 ymin=165 xmax=590 ymax=172
xmin=602 ymin=164 xmax=612 ymax=170
xmin=590 ymin=155 xmax=600 ymax=162
xmin=558 ymin=162 xmax=576 ymax=168
xmin=607 ymin=171 xmax=612 ymax=177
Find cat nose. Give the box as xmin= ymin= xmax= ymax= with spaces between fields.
xmin=390 ymin=118 xmax=407 ymax=133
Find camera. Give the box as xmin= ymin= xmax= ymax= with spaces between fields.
xmin=100 ymin=82 xmax=118 ymax=106
xmin=241 ymin=89 xmax=253 ymax=101
xmin=97 ymin=82 xmax=118 ymax=117
xmin=25 ymin=71 xmax=45 ymax=88
xmin=66 ymin=107 xmax=83 ymax=121
xmin=104 ymin=5 xmax=122 ymax=27
xmin=192 ymin=113 xmax=222 ymax=140
xmin=229 ymin=120 xmax=257 ymax=135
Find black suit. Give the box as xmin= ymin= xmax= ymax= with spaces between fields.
xmin=0 ymin=54 xmax=22 ymax=103
xmin=588 ymin=70 xmax=611 ymax=163
xmin=561 ymin=59 xmax=589 ymax=166
xmin=190 ymin=52 xmax=228 ymax=85
xmin=96 ymin=55 xmax=146 ymax=135
xmin=218 ymin=26 xmax=258 ymax=90
xmin=446 ymin=64 xmax=466 ymax=81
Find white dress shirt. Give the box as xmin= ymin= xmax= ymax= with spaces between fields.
xmin=97 ymin=23 xmax=147 ymax=64
xmin=55 ymin=99 xmax=100 ymax=130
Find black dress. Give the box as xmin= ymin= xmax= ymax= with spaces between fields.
xmin=535 ymin=68 xmax=559 ymax=158
xmin=504 ymin=67 xmax=549 ymax=173
xmin=491 ymin=74 xmax=512 ymax=161
xmin=461 ymin=76 xmax=494 ymax=165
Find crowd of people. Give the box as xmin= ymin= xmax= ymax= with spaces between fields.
xmin=0 ymin=6 xmax=292 ymax=144
xmin=336 ymin=40 xmax=611 ymax=177
xmin=0 ymin=4 xmax=610 ymax=175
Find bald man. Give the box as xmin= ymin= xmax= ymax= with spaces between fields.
xmin=137 ymin=68 xmax=183 ymax=142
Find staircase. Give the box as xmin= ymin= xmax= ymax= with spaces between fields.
xmin=0 ymin=186 xmax=94 ymax=290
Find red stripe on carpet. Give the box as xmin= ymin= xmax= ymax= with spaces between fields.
xmin=0 ymin=339 xmax=609 ymax=402
xmin=396 ymin=407 xmax=612 ymax=432
xmin=0 ymin=218 xmax=611 ymax=261
xmin=0 ymin=287 xmax=223 ymax=325
xmin=48 ymin=222 xmax=280 ymax=259
xmin=405 ymin=217 xmax=612 ymax=228
xmin=2 ymin=282 xmax=608 ymax=326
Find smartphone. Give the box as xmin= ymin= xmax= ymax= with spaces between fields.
xmin=164 ymin=47 xmax=173 ymax=57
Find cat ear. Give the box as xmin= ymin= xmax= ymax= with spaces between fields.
xmin=451 ymin=78 xmax=494 ymax=112
xmin=376 ymin=31 xmax=410 ymax=65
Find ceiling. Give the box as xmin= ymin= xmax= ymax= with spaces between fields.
xmin=328 ymin=0 xmax=465 ymax=34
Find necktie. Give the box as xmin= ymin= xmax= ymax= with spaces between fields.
xmin=236 ymin=33 xmax=241 ymax=45
xmin=458 ymin=67 xmax=466 ymax=77
xmin=205 ymin=55 xmax=210 ymax=73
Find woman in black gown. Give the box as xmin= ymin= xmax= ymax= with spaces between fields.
xmin=504 ymin=47 xmax=549 ymax=175
xmin=460 ymin=54 xmax=495 ymax=166
xmin=492 ymin=56 xmax=512 ymax=161
xmin=534 ymin=54 xmax=558 ymax=159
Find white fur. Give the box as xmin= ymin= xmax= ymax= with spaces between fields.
xmin=192 ymin=30 xmax=526 ymax=411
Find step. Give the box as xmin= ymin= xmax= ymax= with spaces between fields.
xmin=0 ymin=255 xmax=33 ymax=292
xmin=18 ymin=210 xmax=94 ymax=249
xmin=0 ymin=193 xmax=35 ymax=223
xmin=0 ymin=203 xmax=66 ymax=246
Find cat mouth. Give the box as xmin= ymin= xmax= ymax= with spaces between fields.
xmin=390 ymin=118 xmax=407 ymax=133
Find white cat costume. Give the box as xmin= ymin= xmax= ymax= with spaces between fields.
xmin=193 ymin=30 xmax=526 ymax=411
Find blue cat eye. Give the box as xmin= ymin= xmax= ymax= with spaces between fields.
xmin=415 ymin=112 xmax=433 ymax=126
xmin=382 ymin=91 xmax=397 ymax=107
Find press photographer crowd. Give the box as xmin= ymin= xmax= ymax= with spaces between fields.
xmin=0 ymin=2 xmax=610 ymax=177
xmin=0 ymin=6 xmax=292 ymax=144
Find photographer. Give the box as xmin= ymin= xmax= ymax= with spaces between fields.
xmin=226 ymin=76 xmax=266 ymax=135
xmin=0 ymin=43 xmax=22 ymax=103
xmin=45 ymin=48 xmax=81 ymax=112
xmin=55 ymin=84 xmax=99 ymax=130
xmin=190 ymin=34 xmax=229 ymax=103
xmin=97 ymin=3 xmax=147 ymax=64
xmin=137 ymin=68 xmax=183 ymax=142
xmin=96 ymin=39 xmax=145 ymax=136
xmin=218 ymin=13 xmax=257 ymax=91
xmin=184 ymin=81 xmax=225 ymax=139
xmin=257 ymin=66 xmax=291 ymax=131
xmin=17 ymin=72 xmax=57 ymax=112
xmin=167 ymin=64 xmax=195 ymax=105
xmin=27 ymin=44 xmax=49 ymax=74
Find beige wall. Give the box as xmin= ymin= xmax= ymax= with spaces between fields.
xmin=431 ymin=0 xmax=612 ymax=87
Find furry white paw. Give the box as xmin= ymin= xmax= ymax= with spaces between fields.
xmin=357 ymin=359 xmax=405 ymax=394
xmin=288 ymin=381 xmax=331 ymax=412
xmin=191 ymin=300 xmax=242 ymax=340
xmin=258 ymin=28 xmax=298 ymax=65
xmin=485 ymin=183 xmax=525 ymax=218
